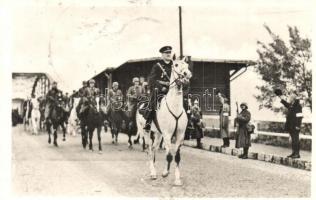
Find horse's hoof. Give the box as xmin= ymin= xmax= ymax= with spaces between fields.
xmin=54 ymin=142 xmax=58 ymax=147
xmin=174 ymin=179 xmax=183 ymax=186
xmin=90 ymin=149 xmax=93 ymax=152
xmin=133 ymin=139 xmax=139 ymax=144
xmin=112 ymin=141 xmax=115 ymax=144
xmin=98 ymin=150 xmax=102 ymax=154
xmin=62 ymin=138 xmax=66 ymax=141
xmin=48 ymin=139 xmax=51 ymax=144
xmin=162 ymin=172 xmax=169 ymax=178
xmin=150 ymin=175 xmax=157 ymax=180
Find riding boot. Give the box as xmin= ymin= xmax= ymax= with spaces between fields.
xmin=196 ymin=138 xmax=202 ymax=149
xmin=143 ymin=110 xmax=155 ymax=131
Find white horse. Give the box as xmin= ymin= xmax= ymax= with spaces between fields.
xmin=67 ymin=97 xmax=80 ymax=136
xmin=23 ymin=98 xmax=32 ymax=131
xmin=30 ymin=97 xmax=41 ymax=135
xmin=136 ymin=56 xmax=192 ymax=186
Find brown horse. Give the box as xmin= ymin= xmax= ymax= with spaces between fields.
xmin=46 ymin=95 xmax=68 ymax=147
xmin=79 ymin=96 xmax=108 ymax=153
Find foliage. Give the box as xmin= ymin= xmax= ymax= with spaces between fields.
xmin=255 ymin=25 xmax=312 ymax=113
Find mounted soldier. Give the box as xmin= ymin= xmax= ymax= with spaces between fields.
xmin=78 ymin=81 xmax=88 ymax=97
xmin=126 ymin=77 xmax=143 ymax=112
xmin=143 ymin=45 xmax=173 ymax=131
xmin=106 ymin=82 xmax=123 ymax=115
xmin=45 ymin=81 xmax=62 ymax=123
xmin=76 ymin=79 xmax=99 ymax=117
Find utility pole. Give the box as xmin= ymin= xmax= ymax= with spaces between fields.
xmin=179 ymin=6 xmax=183 ymax=58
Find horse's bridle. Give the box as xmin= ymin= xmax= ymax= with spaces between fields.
xmin=157 ymin=62 xmax=187 ymax=87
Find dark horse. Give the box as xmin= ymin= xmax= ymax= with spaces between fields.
xmin=46 ymin=96 xmax=68 ymax=147
xmin=79 ymin=96 xmax=107 ymax=153
xmin=108 ymin=100 xmax=138 ymax=148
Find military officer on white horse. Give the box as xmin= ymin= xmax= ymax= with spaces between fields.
xmin=143 ymin=46 xmax=173 ymax=131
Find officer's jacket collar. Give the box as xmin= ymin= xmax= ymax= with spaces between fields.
xmin=159 ymin=59 xmax=173 ymax=66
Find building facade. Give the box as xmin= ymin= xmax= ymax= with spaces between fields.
xmin=84 ymin=57 xmax=255 ymax=115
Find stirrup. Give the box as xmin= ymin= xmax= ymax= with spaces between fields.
xmin=143 ymin=123 xmax=151 ymax=131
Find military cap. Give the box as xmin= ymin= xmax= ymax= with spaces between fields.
xmin=143 ymin=81 xmax=148 ymax=86
xmin=89 ymin=79 xmax=95 ymax=84
xmin=82 ymin=81 xmax=87 ymax=84
xmin=132 ymin=77 xmax=140 ymax=83
xmin=52 ymin=81 xmax=57 ymax=85
xmin=112 ymin=82 xmax=119 ymax=87
xmin=159 ymin=46 xmax=172 ymax=53
xmin=194 ymin=99 xmax=199 ymax=104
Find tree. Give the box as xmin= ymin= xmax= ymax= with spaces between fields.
xmin=255 ymin=25 xmax=312 ymax=113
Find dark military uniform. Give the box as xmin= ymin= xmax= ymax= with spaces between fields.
xmin=45 ymin=87 xmax=62 ymax=119
xmin=76 ymin=86 xmax=100 ymax=116
xmin=147 ymin=60 xmax=172 ymax=111
xmin=143 ymin=45 xmax=173 ymax=131
xmin=126 ymin=85 xmax=142 ymax=104
xmin=191 ymin=104 xmax=203 ymax=148
xmin=78 ymin=86 xmax=87 ymax=97
xmin=281 ymin=99 xmax=303 ymax=157
xmin=105 ymin=88 xmax=123 ymax=114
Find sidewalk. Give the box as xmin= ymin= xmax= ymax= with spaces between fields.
xmin=183 ymin=136 xmax=312 ymax=171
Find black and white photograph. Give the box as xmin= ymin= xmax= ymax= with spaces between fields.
xmin=0 ymin=0 xmax=314 ymax=199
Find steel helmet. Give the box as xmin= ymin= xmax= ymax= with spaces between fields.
xmin=132 ymin=77 xmax=139 ymax=83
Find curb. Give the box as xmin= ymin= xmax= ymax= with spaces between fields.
xmin=184 ymin=143 xmax=311 ymax=171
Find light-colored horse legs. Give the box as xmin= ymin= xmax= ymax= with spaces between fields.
xmin=32 ymin=116 xmax=38 ymax=135
xmin=162 ymin=135 xmax=172 ymax=178
xmin=145 ymin=131 xmax=160 ymax=179
xmin=174 ymin=142 xmax=183 ymax=186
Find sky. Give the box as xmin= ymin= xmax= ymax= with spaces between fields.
xmin=2 ymin=0 xmax=314 ymax=120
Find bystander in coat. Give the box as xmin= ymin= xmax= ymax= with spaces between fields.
xmin=235 ymin=102 xmax=251 ymax=159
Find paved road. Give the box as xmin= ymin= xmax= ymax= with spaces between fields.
xmin=12 ymin=125 xmax=311 ymax=198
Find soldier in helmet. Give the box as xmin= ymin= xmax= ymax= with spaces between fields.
xmin=78 ymin=81 xmax=88 ymax=97
xmin=106 ymin=82 xmax=123 ymax=114
xmin=45 ymin=81 xmax=62 ymax=122
xmin=143 ymin=45 xmax=173 ymax=131
xmin=126 ymin=77 xmax=142 ymax=106
xmin=235 ymin=102 xmax=252 ymax=159
xmin=76 ymin=79 xmax=99 ymax=117
xmin=191 ymin=99 xmax=204 ymax=148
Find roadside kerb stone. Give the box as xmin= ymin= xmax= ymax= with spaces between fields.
xmin=248 ymin=152 xmax=258 ymax=160
xmin=190 ymin=142 xmax=310 ymax=171
xmin=257 ymin=153 xmax=265 ymax=161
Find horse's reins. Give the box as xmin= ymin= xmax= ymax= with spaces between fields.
xmin=165 ymin=97 xmax=184 ymax=139
xmin=157 ymin=62 xmax=184 ymax=87
xmin=156 ymin=62 xmax=185 ymax=137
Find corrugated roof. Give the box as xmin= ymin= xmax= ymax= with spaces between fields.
xmin=90 ymin=56 xmax=256 ymax=80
